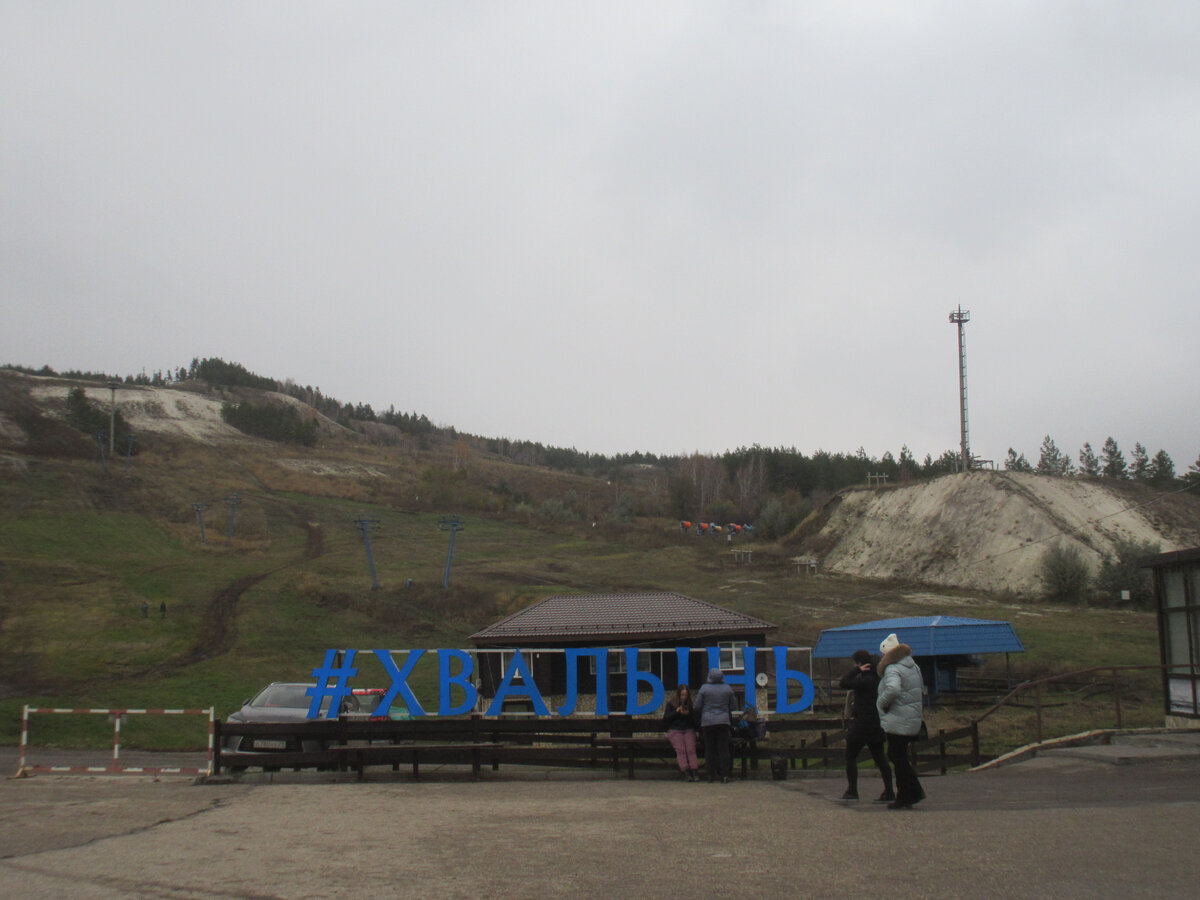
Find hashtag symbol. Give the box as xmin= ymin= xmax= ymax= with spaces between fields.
xmin=307 ymin=650 xmax=358 ymax=719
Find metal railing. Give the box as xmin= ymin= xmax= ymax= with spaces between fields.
xmin=972 ymin=663 xmax=1195 ymax=746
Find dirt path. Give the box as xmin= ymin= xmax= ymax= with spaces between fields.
xmin=137 ymin=514 xmax=324 ymax=679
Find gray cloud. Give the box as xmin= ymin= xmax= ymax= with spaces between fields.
xmin=3 ymin=2 xmax=1198 ymax=467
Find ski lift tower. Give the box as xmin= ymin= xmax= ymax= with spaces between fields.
xmin=949 ymin=306 xmax=971 ymax=472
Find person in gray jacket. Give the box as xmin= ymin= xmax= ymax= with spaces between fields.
xmin=694 ymin=668 xmax=737 ymax=783
xmin=876 ymin=633 xmax=926 ymax=809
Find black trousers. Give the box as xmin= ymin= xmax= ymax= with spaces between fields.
xmin=845 ymin=723 xmax=893 ymax=794
xmin=701 ymin=724 xmax=733 ymax=780
xmin=886 ymin=732 xmax=924 ymax=805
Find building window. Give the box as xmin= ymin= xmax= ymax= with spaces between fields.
xmin=718 ymin=640 xmax=749 ymax=671
xmin=1158 ymin=562 xmax=1200 ymax=718
xmin=588 ymin=649 xmax=629 ymax=675
xmin=498 ymin=651 xmax=524 ymax=682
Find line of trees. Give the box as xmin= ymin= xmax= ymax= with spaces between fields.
xmin=11 ymin=360 xmax=1199 ymax=498
xmin=1005 ymin=435 xmax=1188 ymax=488
xmin=219 ymin=400 xmax=319 ymax=447
xmin=664 ymin=444 xmax=966 ymax=526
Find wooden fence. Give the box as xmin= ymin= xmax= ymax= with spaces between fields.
xmin=213 ymin=713 xmax=981 ymax=779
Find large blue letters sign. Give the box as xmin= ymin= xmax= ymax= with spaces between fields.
xmin=308 ymin=646 xmax=814 ymax=719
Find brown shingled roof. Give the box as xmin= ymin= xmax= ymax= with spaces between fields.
xmin=470 ymin=591 xmax=777 ymax=644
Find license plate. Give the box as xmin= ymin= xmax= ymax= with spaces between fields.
xmin=253 ymin=739 xmax=287 ymax=750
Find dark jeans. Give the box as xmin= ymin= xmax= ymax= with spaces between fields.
xmin=845 ymin=723 xmax=893 ymax=795
xmin=701 ymin=724 xmax=733 ymax=780
xmin=886 ymin=732 xmax=924 ymax=805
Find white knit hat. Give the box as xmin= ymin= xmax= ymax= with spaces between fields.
xmin=879 ymin=633 xmax=900 ymax=654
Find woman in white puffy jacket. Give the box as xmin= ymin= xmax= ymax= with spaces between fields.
xmin=876 ymin=633 xmax=926 ymax=809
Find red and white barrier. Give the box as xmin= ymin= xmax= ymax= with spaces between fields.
xmin=17 ymin=706 xmax=215 ymax=777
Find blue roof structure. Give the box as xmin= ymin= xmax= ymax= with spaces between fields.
xmin=812 ymin=616 xmax=1024 ymax=660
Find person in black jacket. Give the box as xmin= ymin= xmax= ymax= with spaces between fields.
xmin=838 ymin=649 xmax=894 ymax=802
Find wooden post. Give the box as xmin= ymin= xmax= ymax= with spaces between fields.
xmin=1034 ymin=682 xmax=1043 ymax=744
xmin=1112 ymin=668 xmax=1123 ymax=729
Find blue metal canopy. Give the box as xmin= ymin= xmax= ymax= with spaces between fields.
xmin=813 ymin=616 xmax=1024 ymax=660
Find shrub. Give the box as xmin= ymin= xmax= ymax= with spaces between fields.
xmin=1094 ymin=539 xmax=1160 ymax=608
xmin=610 ymin=494 xmax=636 ymax=523
xmin=538 ymin=499 xmax=572 ymax=522
xmin=756 ymin=492 xmax=812 ymax=541
xmin=1040 ymin=542 xmax=1092 ymax=603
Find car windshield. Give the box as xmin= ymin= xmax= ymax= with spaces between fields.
xmin=353 ymin=693 xmax=385 ymax=715
xmin=248 ymin=684 xmax=363 ymax=715
xmin=251 ymin=684 xmax=324 ymax=712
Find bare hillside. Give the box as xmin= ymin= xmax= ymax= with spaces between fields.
xmin=0 ymin=372 xmax=348 ymax=446
xmin=803 ymin=471 xmax=1200 ymax=595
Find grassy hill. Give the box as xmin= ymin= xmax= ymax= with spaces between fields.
xmin=0 ymin=369 xmax=1182 ymax=750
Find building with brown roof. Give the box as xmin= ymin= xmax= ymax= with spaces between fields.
xmin=469 ymin=591 xmax=777 ymax=707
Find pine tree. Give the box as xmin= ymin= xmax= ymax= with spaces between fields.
xmin=1149 ymin=450 xmax=1176 ymax=486
xmin=1005 ymin=448 xmax=1032 ymax=472
xmin=1187 ymin=452 xmax=1200 ymax=485
xmin=1079 ymin=442 xmax=1100 ymax=477
xmin=1130 ymin=442 xmax=1150 ymax=481
xmin=1036 ymin=435 xmax=1073 ymax=476
xmin=1101 ymin=437 xmax=1128 ymax=479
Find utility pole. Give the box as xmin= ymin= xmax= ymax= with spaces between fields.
xmin=355 ymin=517 xmax=381 ymax=589
xmin=193 ymin=502 xmax=210 ymax=545
xmin=949 ymin=306 xmax=972 ymax=473
xmin=225 ymin=495 xmax=241 ymax=543
xmin=107 ymin=382 xmax=120 ymax=455
xmin=439 ymin=515 xmax=465 ymax=589
xmin=94 ymin=432 xmax=107 ymax=470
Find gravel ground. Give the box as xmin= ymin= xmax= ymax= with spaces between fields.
xmin=2 ymin=749 xmax=1199 ymax=899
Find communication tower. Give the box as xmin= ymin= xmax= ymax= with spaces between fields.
xmin=949 ymin=306 xmax=971 ymax=472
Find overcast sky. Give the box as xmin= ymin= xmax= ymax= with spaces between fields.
xmin=3 ymin=2 xmax=1198 ymax=467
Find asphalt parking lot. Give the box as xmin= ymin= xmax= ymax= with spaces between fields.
xmin=2 ymin=742 xmax=1199 ymax=899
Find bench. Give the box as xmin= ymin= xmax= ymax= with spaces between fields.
xmin=328 ymin=742 xmax=507 ymax=781
xmin=593 ymin=736 xmax=676 ymax=779
xmin=596 ymin=734 xmax=766 ymax=779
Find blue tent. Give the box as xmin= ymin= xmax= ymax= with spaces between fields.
xmin=813 ymin=616 xmax=1024 ymax=695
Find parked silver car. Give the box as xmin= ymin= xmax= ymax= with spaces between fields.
xmin=222 ymin=682 xmax=361 ymax=763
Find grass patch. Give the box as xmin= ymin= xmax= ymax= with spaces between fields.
xmin=0 ymin=441 xmax=1173 ymax=756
